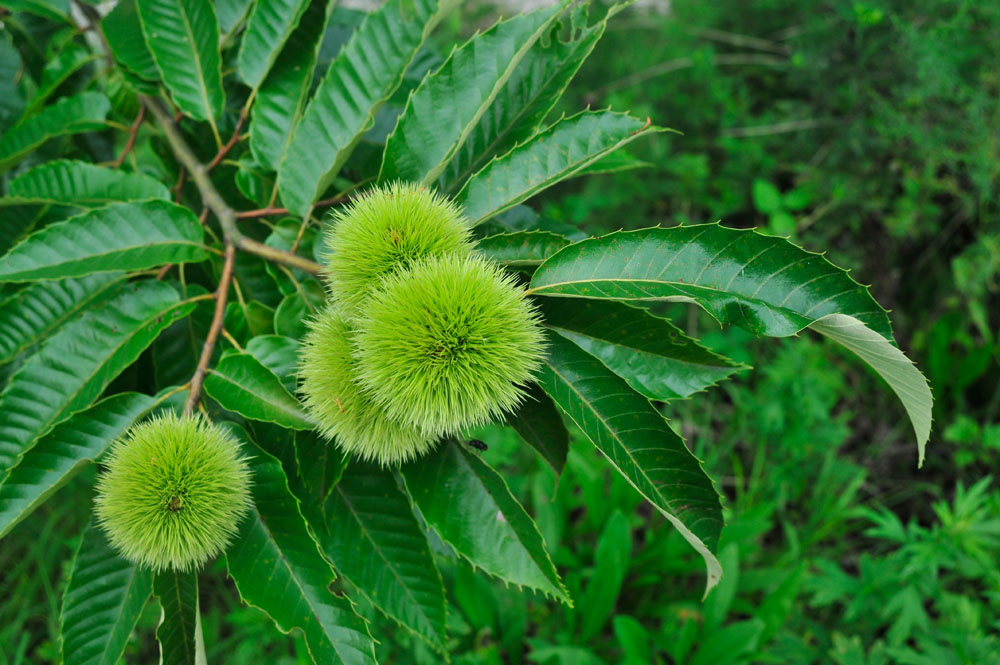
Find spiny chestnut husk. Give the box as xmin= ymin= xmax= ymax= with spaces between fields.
xmin=353 ymin=253 xmax=545 ymax=435
xmin=322 ymin=181 xmax=473 ymax=315
xmin=298 ymin=305 xmax=436 ymax=466
xmin=94 ymin=412 xmax=251 ymax=572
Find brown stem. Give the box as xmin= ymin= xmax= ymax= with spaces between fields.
xmin=235 ymin=196 xmax=347 ymax=220
xmin=113 ymin=106 xmax=145 ymax=167
xmin=207 ymin=103 xmax=249 ymax=172
xmin=184 ymin=243 xmax=235 ymax=414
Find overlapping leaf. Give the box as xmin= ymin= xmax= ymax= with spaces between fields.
xmin=537 ymin=334 xmax=724 ymax=594
xmin=508 ymin=383 xmax=569 ymax=473
xmin=457 ymin=110 xmax=662 ymax=225
xmin=278 ymin=0 xmax=454 ymax=215
xmin=320 ymin=461 xmax=447 ymax=651
xmin=245 ymin=335 xmax=299 ymax=392
xmin=154 ymin=570 xmax=205 ymax=665
xmin=8 ymin=160 xmax=170 ymax=206
xmin=0 ymin=200 xmax=206 ymax=282
xmin=249 ymin=0 xmax=333 ymax=171
xmin=541 ymin=298 xmax=745 ymax=400
xmin=227 ymin=441 xmax=377 ymax=665
xmin=528 ymin=224 xmax=931 ymax=456
xmin=60 ymin=521 xmax=153 ymax=665
xmin=25 ymin=46 xmax=96 ymax=115
xmin=0 ymin=392 xmax=158 ymax=539
xmin=102 ymin=0 xmax=159 ymax=80
xmin=135 ymin=0 xmax=225 ymax=122
xmin=380 ymin=1 xmax=568 ymax=185
xmin=0 ymin=91 xmax=109 ymax=172
xmin=477 ymin=230 xmax=569 ymax=268
xmin=203 ymin=352 xmax=313 ymax=430
xmin=0 ymin=273 xmax=124 ymax=364
xmin=402 ymin=440 xmax=569 ymax=602
xmin=237 ymin=0 xmax=311 ymax=90
xmin=0 ymin=281 xmax=191 ymax=471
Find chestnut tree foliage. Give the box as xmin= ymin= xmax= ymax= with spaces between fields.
xmin=0 ymin=0 xmax=932 ymax=662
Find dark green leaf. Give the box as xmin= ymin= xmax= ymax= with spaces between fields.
xmin=136 ymin=0 xmax=225 ymax=122
xmin=536 ymin=334 xmax=724 ymax=594
xmin=295 ymin=430 xmax=346 ymax=506
xmin=0 ymin=392 xmax=158 ymax=539
xmin=402 ymin=440 xmax=569 ymax=602
xmin=380 ymin=1 xmax=568 ymax=185
xmin=249 ymin=0 xmax=333 ymax=171
xmin=0 ymin=38 xmax=26 ymax=132
xmin=102 ymin=0 xmax=160 ymax=81
xmin=237 ymin=0 xmax=311 ymax=90
xmin=320 ymin=461 xmax=447 ymax=651
xmin=528 ymin=224 xmax=932 ymax=458
xmin=0 ymin=281 xmax=192 ymax=471
xmin=154 ymin=570 xmax=205 ymax=665
xmin=203 ymin=352 xmax=314 ymax=430
xmin=477 ymin=230 xmax=569 ymax=268
xmin=24 ymin=46 xmax=96 ymax=115
xmin=278 ymin=0 xmax=454 ymax=215
xmin=541 ymin=299 xmax=745 ymax=400
xmin=0 ymin=273 xmax=124 ymax=364
xmin=60 ymin=521 xmax=153 ymax=665
xmin=508 ymin=383 xmax=568 ymax=473
xmin=0 ymin=91 xmax=109 ymax=173
xmin=8 ymin=160 xmax=170 ymax=206
xmin=245 ymin=334 xmax=299 ymax=392
xmin=1 ymin=0 xmax=69 ymax=22
xmin=0 ymin=200 xmax=207 ymax=282
xmin=227 ymin=440 xmax=377 ymax=665
xmin=457 ymin=110 xmax=662 ymax=225
xmin=273 ymin=287 xmax=323 ymax=339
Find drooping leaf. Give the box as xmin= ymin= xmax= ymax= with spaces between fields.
xmin=0 ymin=392 xmax=159 ymax=539
xmin=227 ymin=440 xmax=377 ymax=665
xmin=278 ymin=0 xmax=455 ymax=215
xmin=60 ymin=521 xmax=154 ymax=665
xmin=536 ymin=334 xmax=724 ymax=594
xmin=402 ymin=439 xmax=570 ymax=602
xmin=476 ymin=230 xmax=569 ymax=268
xmin=507 ymin=383 xmax=568 ymax=473
xmin=541 ymin=298 xmax=745 ymax=400
xmin=249 ymin=0 xmax=334 ymax=171
xmin=237 ymin=0 xmax=311 ymax=90
xmin=135 ymin=0 xmax=225 ymax=122
xmin=295 ymin=429 xmax=346 ymax=506
xmin=457 ymin=110 xmax=662 ymax=225
xmin=24 ymin=46 xmax=97 ymax=115
xmin=380 ymin=1 xmax=568 ymax=185
xmin=0 ymin=200 xmax=207 ymax=282
xmin=528 ymin=224 xmax=932 ymax=456
xmin=0 ymin=91 xmax=109 ymax=173
xmin=8 ymin=160 xmax=170 ymax=206
xmin=0 ymin=273 xmax=124 ymax=364
xmin=102 ymin=0 xmax=160 ymax=81
xmin=0 ymin=281 xmax=192 ymax=471
xmin=154 ymin=570 xmax=205 ymax=665
xmin=320 ymin=461 xmax=447 ymax=651
xmin=439 ymin=2 xmax=617 ymax=192
xmin=245 ymin=334 xmax=299 ymax=392
xmin=579 ymin=510 xmax=631 ymax=641
xmin=203 ymin=352 xmax=314 ymax=430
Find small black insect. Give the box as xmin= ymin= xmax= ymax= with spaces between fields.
xmin=466 ymin=439 xmax=488 ymax=452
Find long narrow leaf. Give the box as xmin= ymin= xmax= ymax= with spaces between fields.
xmin=0 ymin=91 xmax=109 ymax=173
xmin=237 ymin=0 xmax=311 ymax=90
xmin=8 ymin=160 xmax=170 ymax=206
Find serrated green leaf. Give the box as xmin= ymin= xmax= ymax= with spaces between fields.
xmin=0 ymin=200 xmax=207 ymax=282
xmin=0 ymin=91 xmax=109 ymax=173
xmin=60 ymin=521 xmax=153 ymax=665
xmin=25 ymin=46 xmax=96 ymax=115
xmin=227 ymin=440 xmax=377 ymax=665
xmin=537 ymin=334 xmax=724 ymax=595
xmin=249 ymin=0 xmax=333 ymax=171
xmin=380 ymin=1 xmax=568 ymax=186
xmin=273 ymin=286 xmax=324 ymax=339
xmin=457 ymin=110 xmax=661 ymax=225
xmin=203 ymin=352 xmax=314 ymax=430
xmin=575 ymin=150 xmax=652 ymax=177
xmin=295 ymin=429 xmax=346 ymax=507
xmin=136 ymin=0 xmax=225 ymax=122
xmin=0 ymin=273 xmax=124 ymax=364
xmin=102 ymin=0 xmax=160 ymax=81
xmin=0 ymin=281 xmax=192 ymax=471
xmin=237 ymin=0 xmax=311 ymax=90
xmin=278 ymin=0 xmax=454 ymax=215
xmin=528 ymin=224 xmax=931 ymax=457
xmin=154 ymin=570 xmax=206 ymax=665
xmin=477 ymin=230 xmax=569 ymax=268
xmin=541 ymin=299 xmax=745 ymax=400
xmin=439 ymin=3 xmax=613 ymax=192
xmin=9 ymin=160 xmax=170 ymax=206
xmin=319 ymin=461 xmax=447 ymax=651
xmin=508 ymin=383 xmax=568 ymax=473
xmin=402 ymin=439 xmax=569 ymax=602
xmin=0 ymin=392 xmax=159 ymax=539
xmin=245 ymin=334 xmax=299 ymax=392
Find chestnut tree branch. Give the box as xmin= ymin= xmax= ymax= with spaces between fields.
xmin=184 ymin=243 xmax=235 ymax=414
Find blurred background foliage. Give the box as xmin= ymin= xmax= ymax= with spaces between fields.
xmin=2 ymin=0 xmax=998 ymax=664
